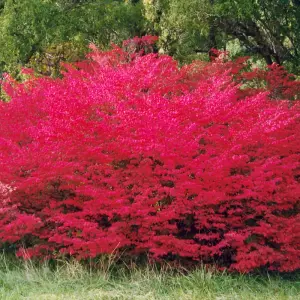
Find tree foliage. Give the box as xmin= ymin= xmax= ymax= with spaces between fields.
xmin=0 ymin=0 xmax=300 ymax=74
xmin=143 ymin=0 xmax=300 ymax=72
xmin=0 ymin=0 xmax=144 ymax=75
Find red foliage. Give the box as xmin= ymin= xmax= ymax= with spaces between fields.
xmin=0 ymin=37 xmax=299 ymax=272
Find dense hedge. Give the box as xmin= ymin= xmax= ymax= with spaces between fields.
xmin=0 ymin=37 xmax=299 ymax=272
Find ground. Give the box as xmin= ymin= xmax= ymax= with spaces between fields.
xmin=0 ymin=255 xmax=299 ymax=300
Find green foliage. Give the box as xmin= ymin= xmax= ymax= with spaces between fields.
xmin=0 ymin=0 xmax=145 ymax=76
xmin=0 ymin=0 xmax=58 ymax=75
xmin=143 ymin=0 xmax=213 ymax=62
xmin=143 ymin=0 xmax=300 ymax=72
xmin=213 ymin=0 xmax=300 ymax=70
xmin=0 ymin=0 xmax=300 ymax=75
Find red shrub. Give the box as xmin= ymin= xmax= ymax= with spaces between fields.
xmin=0 ymin=37 xmax=299 ymax=272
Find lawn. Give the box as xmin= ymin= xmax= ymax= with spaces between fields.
xmin=0 ymin=254 xmax=299 ymax=300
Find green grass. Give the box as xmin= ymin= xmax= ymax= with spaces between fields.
xmin=0 ymin=254 xmax=299 ymax=300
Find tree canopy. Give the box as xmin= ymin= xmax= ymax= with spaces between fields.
xmin=144 ymin=0 xmax=300 ymax=71
xmin=0 ymin=0 xmax=144 ymax=75
xmin=0 ymin=0 xmax=299 ymax=75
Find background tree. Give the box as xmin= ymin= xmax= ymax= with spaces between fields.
xmin=0 ymin=0 xmax=299 ymax=75
xmin=0 ymin=0 xmax=144 ymax=76
xmin=213 ymin=0 xmax=300 ymax=69
xmin=143 ymin=0 xmax=300 ymax=72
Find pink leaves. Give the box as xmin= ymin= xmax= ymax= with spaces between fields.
xmin=0 ymin=213 xmax=42 ymax=243
xmin=0 ymin=37 xmax=299 ymax=272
